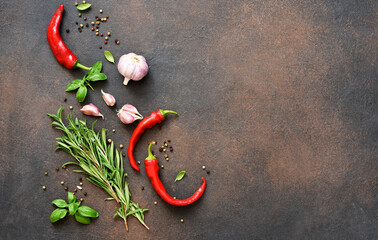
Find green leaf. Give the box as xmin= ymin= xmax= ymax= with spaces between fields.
xmin=52 ymin=199 xmax=68 ymax=208
xmin=68 ymin=192 xmax=76 ymax=204
xmin=86 ymin=73 xmax=107 ymax=81
xmin=50 ymin=208 xmax=68 ymax=223
xmin=88 ymin=61 xmax=102 ymax=75
xmin=68 ymin=202 xmax=79 ymax=215
xmin=66 ymin=79 xmax=83 ymax=91
xmin=76 ymin=85 xmax=87 ymax=102
xmin=77 ymin=3 xmax=91 ymax=10
xmin=78 ymin=206 xmax=99 ymax=218
xmin=75 ymin=212 xmax=92 ymax=224
xmin=175 ymin=170 xmax=186 ymax=182
xmin=104 ymin=50 xmax=115 ymax=64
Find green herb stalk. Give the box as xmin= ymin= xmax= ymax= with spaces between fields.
xmin=48 ymin=107 xmax=149 ymax=231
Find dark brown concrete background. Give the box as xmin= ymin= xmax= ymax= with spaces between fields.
xmin=0 ymin=0 xmax=377 ymax=239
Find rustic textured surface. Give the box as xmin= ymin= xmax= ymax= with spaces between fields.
xmin=0 ymin=0 xmax=377 ymax=239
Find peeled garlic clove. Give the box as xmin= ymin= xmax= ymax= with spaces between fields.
xmin=101 ymin=89 xmax=116 ymax=106
xmin=80 ymin=104 xmax=104 ymax=119
xmin=117 ymin=53 xmax=148 ymax=85
xmin=117 ymin=104 xmax=143 ymax=124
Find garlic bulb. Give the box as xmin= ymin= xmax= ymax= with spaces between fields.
xmin=117 ymin=104 xmax=143 ymax=124
xmin=80 ymin=104 xmax=104 ymax=119
xmin=101 ymin=89 xmax=116 ymax=106
xmin=117 ymin=53 xmax=148 ymax=85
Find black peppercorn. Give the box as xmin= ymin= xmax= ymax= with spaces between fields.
xmin=66 ymin=29 xmax=69 ymax=33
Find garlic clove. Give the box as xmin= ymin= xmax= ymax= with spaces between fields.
xmin=117 ymin=104 xmax=143 ymax=124
xmin=80 ymin=103 xmax=104 ymax=119
xmin=118 ymin=53 xmax=149 ymax=85
xmin=101 ymin=89 xmax=116 ymax=106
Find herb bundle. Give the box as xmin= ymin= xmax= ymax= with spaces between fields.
xmin=48 ymin=107 xmax=149 ymax=231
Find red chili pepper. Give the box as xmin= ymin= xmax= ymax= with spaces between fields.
xmin=144 ymin=142 xmax=206 ymax=206
xmin=47 ymin=5 xmax=90 ymax=70
xmin=128 ymin=109 xmax=178 ymax=171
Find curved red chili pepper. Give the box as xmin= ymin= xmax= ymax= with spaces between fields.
xmin=47 ymin=5 xmax=90 ymax=70
xmin=127 ymin=109 xmax=178 ymax=171
xmin=144 ymin=142 xmax=206 ymax=206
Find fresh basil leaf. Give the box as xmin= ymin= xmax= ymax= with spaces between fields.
xmin=68 ymin=202 xmax=79 ymax=215
xmin=65 ymin=79 xmax=83 ymax=91
xmin=74 ymin=212 xmax=91 ymax=224
xmin=175 ymin=170 xmax=186 ymax=182
xmin=77 ymin=3 xmax=91 ymax=10
xmin=88 ymin=61 xmax=102 ymax=75
xmin=76 ymin=85 xmax=87 ymax=102
xmin=50 ymin=208 xmax=68 ymax=223
xmin=68 ymin=192 xmax=76 ymax=204
xmin=104 ymin=50 xmax=115 ymax=64
xmin=75 ymin=201 xmax=81 ymax=208
xmin=78 ymin=206 xmax=99 ymax=218
xmin=86 ymin=73 xmax=107 ymax=81
xmin=52 ymin=199 xmax=68 ymax=208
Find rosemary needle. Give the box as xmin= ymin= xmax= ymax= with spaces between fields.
xmin=48 ymin=107 xmax=149 ymax=231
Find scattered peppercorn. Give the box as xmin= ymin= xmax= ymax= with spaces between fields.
xmin=78 ymin=28 xmax=82 ymax=33
xmin=86 ymin=23 xmax=89 ymax=27
xmin=141 ymin=186 xmax=144 ymax=191
xmin=96 ymin=29 xmax=99 ymax=32
xmin=91 ymin=27 xmax=94 ymax=31
xmin=45 ymin=171 xmax=48 ymax=176
xmin=154 ymin=201 xmax=157 ymax=205
xmin=112 ymin=129 xmax=116 ymax=133
xmin=120 ymin=144 xmax=123 ymax=149
xmin=106 ymin=16 xmax=109 ymax=19
xmin=107 ymin=138 xmax=111 ymax=143
xmin=96 ymin=32 xmax=99 ymax=36
xmin=56 ymin=167 xmax=59 ymax=171
xmin=62 ymin=165 xmax=67 ymax=169
xmin=122 ymin=153 xmax=126 ymax=157
xmin=74 ymin=188 xmax=77 ymax=192
xmin=104 ymin=41 xmax=108 ymax=44
xmin=82 ymin=1 xmax=86 ymax=3
xmin=80 ymin=198 xmax=84 ymax=202
xmin=60 ymin=181 xmax=64 ymax=185
xmin=73 ymin=192 xmax=75 ymax=195
xmin=64 ymin=186 xmax=68 ymax=191
xmin=42 ymin=186 xmax=46 ymax=190
xmin=96 ymin=21 xmax=100 ymax=24
xmin=80 ymin=24 xmax=84 ymax=28
xmin=64 ymin=98 xmax=67 ymax=102
xmin=168 ymin=139 xmax=171 ymax=142
xmin=78 ymin=13 xmax=81 ymax=17
xmin=164 ymin=143 xmax=168 ymax=147
xmin=159 ymin=148 xmax=163 ymax=152
xmin=100 ymin=33 xmax=103 ymax=37
xmin=206 ymin=170 xmax=210 ymax=174
xmin=107 ymin=32 xmax=111 ymax=36
xmin=165 ymin=158 xmax=169 ymax=161
xmin=163 ymin=149 xmax=166 ymax=152
xmin=91 ymin=22 xmax=94 ymax=26
xmin=75 ymin=22 xmax=78 ymax=25
xmin=80 ymin=182 xmax=83 ymax=186
xmin=180 ymin=219 xmax=184 ymax=223
xmin=66 ymin=29 xmax=69 ymax=33
xmin=164 ymin=154 xmax=168 ymax=158
xmin=116 ymin=40 xmax=120 ymax=45
xmin=173 ymin=197 xmax=176 ymax=199
xmin=105 ymin=36 xmax=109 ymax=40
xmin=161 ymin=146 xmax=164 ymax=149
xmin=100 ymin=9 xmax=103 ymax=13
xmin=170 ymin=148 xmax=173 ymax=152
xmin=75 ymin=2 xmax=78 ymax=6
xmin=83 ymin=192 xmax=87 ymax=196
xmin=83 ymin=17 xmax=87 ymax=21
xmin=95 ymin=15 xmax=98 ymax=18
xmin=202 ymin=166 xmax=206 ymax=170
xmin=161 ymin=165 xmax=164 ymax=169
xmin=138 ymin=161 xmax=141 ymax=165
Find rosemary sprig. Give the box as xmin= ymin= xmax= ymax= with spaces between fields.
xmin=47 ymin=107 xmax=149 ymax=231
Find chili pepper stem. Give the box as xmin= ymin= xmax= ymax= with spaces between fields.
xmin=74 ymin=61 xmax=91 ymax=71
xmin=146 ymin=141 xmax=156 ymax=160
xmin=159 ymin=109 xmax=178 ymax=118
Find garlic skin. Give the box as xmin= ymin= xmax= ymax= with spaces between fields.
xmin=117 ymin=53 xmax=148 ymax=85
xmin=117 ymin=104 xmax=143 ymax=124
xmin=101 ymin=89 xmax=116 ymax=106
xmin=80 ymin=104 xmax=104 ymax=119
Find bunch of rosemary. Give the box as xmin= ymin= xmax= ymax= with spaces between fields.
xmin=48 ymin=107 xmax=148 ymax=231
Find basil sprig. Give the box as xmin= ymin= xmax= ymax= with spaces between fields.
xmin=65 ymin=61 xmax=107 ymax=102
xmin=50 ymin=192 xmax=99 ymax=224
